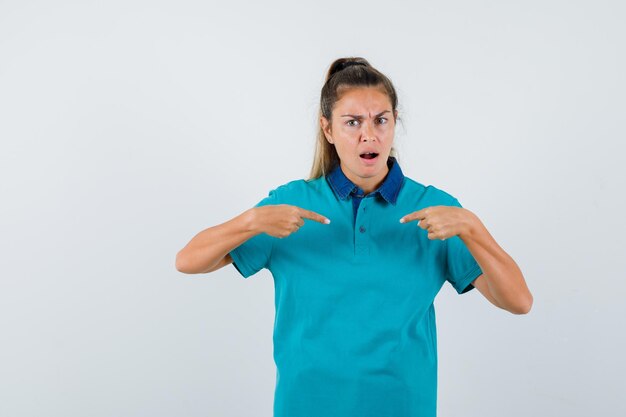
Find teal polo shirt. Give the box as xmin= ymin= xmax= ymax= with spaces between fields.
xmin=229 ymin=156 xmax=483 ymax=417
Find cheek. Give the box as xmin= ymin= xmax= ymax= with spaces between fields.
xmin=334 ymin=141 xmax=351 ymax=154
xmin=333 ymin=141 xmax=358 ymax=159
xmin=337 ymin=126 xmax=357 ymax=137
xmin=334 ymin=131 xmax=358 ymax=145
xmin=382 ymin=128 xmax=395 ymax=142
xmin=379 ymin=124 xmax=394 ymax=135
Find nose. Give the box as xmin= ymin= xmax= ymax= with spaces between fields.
xmin=361 ymin=120 xmax=376 ymax=142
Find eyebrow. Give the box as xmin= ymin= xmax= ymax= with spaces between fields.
xmin=340 ymin=110 xmax=391 ymax=119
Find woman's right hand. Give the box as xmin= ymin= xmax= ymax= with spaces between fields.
xmin=250 ymin=204 xmax=331 ymax=238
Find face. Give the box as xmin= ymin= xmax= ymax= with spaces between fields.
xmin=320 ymin=86 xmax=397 ymax=193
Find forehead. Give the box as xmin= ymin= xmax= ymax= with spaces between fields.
xmin=334 ymin=86 xmax=392 ymax=113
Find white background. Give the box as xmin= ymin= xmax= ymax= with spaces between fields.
xmin=1 ymin=1 xmax=624 ymax=416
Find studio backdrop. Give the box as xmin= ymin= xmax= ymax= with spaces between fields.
xmin=1 ymin=1 xmax=624 ymax=416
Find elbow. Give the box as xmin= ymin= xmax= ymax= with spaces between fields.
xmin=175 ymin=250 xmax=215 ymax=274
xmin=175 ymin=250 xmax=192 ymax=274
xmin=508 ymin=295 xmax=533 ymax=315
xmin=509 ymin=304 xmax=531 ymax=315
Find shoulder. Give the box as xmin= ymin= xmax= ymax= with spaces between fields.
xmin=401 ymin=176 xmax=459 ymax=206
xmin=266 ymin=177 xmax=327 ymax=200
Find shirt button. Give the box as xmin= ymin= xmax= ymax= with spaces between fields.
xmin=359 ymin=225 xmax=366 ymax=233
xmin=363 ymin=207 xmax=367 ymax=212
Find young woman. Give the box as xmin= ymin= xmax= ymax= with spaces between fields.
xmin=176 ymin=57 xmax=533 ymax=417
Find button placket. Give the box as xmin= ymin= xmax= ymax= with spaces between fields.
xmin=354 ymin=198 xmax=371 ymax=259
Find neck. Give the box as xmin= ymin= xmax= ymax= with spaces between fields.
xmin=340 ymin=161 xmax=390 ymax=194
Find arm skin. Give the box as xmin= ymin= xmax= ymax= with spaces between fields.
xmin=175 ymin=205 xmax=330 ymax=274
xmin=461 ymin=210 xmax=533 ymax=315
xmin=175 ymin=210 xmax=254 ymax=274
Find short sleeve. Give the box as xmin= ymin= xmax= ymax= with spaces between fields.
xmin=229 ymin=189 xmax=278 ymax=279
xmin=445 ymin=197 xmax=483 ymax=294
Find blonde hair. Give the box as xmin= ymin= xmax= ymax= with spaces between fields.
xmin=308 ymin=57 xmax=400 ymax=180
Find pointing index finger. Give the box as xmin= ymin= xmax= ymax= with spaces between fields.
xmin=399 ymin=209 xmax=426 ymax=224
xmin=298 ymin=208 xmax=331 ymax=224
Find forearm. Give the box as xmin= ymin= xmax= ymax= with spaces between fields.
xmin=460 ymin=211 xmax=533 ymax=314
xmin=175 ymin=209 xmax=259 ymax=274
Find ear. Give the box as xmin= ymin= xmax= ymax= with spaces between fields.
xmin=320 ymin=116 xmax=333 ymax=144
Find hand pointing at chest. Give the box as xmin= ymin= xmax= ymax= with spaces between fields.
xmin=399 ymin=205 xmax=475 ymax=241
xmin=251 ymin=204 xmax=331 ymax=239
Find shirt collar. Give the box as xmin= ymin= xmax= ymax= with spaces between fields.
xmin=325 ymin=156 xmax=404 ymax=204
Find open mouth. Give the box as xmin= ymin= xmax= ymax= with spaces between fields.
xmin=360 ymin=152 xmax=379 ymax=160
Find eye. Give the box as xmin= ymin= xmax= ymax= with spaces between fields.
xmin=347 ymin=119 xmax=360 ymax=127
xmin=377 ymin=117 xmax=388 ymax=124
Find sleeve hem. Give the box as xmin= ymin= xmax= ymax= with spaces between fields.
xmin=229 ymin=248 xmax=252 ymax=278
xmin=456 ymin=264 xmax=483 ymax=295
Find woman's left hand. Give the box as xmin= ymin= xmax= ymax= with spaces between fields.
xmin=399 ymin=206 xmax=476 ymax=241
